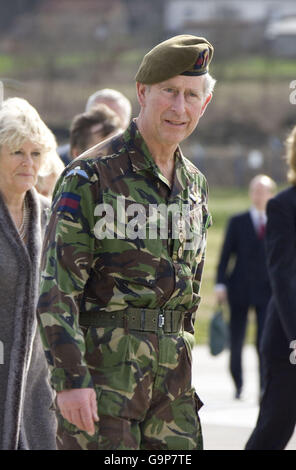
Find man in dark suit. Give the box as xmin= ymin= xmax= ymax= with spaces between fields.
xmin=245 ymin=127 xmax=296 ymax=450
xmin=215 ymin=175 xmax=277 ymax=399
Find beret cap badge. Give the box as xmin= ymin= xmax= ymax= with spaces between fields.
xmin=195 ymin=50 xmax=209 ymax=70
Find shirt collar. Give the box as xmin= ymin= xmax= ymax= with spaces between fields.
xmin=249 ymin=206 xmax=267 ymax=225
xmin=123 ymin=120 xmax=156 ymax=172
xmin=123 ymin=120 xmax=194 ymax=193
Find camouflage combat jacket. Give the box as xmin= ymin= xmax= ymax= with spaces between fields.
xmin=37 ymin=120 xmax=212 ymax=392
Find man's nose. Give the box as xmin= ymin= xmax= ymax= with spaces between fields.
xmin=171 ymin=93 xmax=186 ymax=114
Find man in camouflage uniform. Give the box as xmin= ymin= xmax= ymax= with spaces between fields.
xmin=38 ymin=35 xmax=215 ymax=450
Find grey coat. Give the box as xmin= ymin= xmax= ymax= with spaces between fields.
xmin=0 ymin=187 xmax=57 ymax=450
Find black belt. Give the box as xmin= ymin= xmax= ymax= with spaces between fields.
xmin=79 ymin=307 xmax=185 ymax=333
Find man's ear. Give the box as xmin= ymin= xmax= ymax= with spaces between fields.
xmin=136 ymin=82 xmax=148 ymax=107
xmin=200 ymin=93 xmax=212 ymax=117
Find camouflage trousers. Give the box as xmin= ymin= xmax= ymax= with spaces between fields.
xmin=56 ymin=326 xmax=203 ymax=450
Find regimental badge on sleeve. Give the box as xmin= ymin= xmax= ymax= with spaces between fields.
xmin=57 ymin=192 xmax=81 ymax=214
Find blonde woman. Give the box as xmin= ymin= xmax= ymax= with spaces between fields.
xmin=0 ymin=97 xmax=57 ymax=449
xmin=246 ymin=126 xmax=296 ymax=449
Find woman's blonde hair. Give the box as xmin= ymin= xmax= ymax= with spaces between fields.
xmin=286 ymin=125 xmax=296 ymax=185
xmin=0 ymin=97 xmax=57 ymax=173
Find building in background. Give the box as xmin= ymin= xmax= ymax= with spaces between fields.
xmin=265 ymin=16 xmax=296 ymax=57
xmin=165 ymin=0 xmax=296 ymax=57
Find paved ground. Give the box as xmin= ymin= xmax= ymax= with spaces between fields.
xmin=192 ymin=344 xmax=296 ymax=450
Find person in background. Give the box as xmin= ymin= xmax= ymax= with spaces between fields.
xmin=0 ymin=96 xmax=57 ymax=449
xmin=215 ymin=175 xmax=277 ymax=399
xmin=36 ymin=149 xmax=64 ymax=199
xmin=37 ymin=105 xmax=121 ymax=199
xmin=58 ymin=89 xmax=132 ymax=165
xmin=245 ymin=127 xmax=296 ymax=450
xmin=85 ymin=88 xmax=132 ymax=130
xmin=37 ymin=34 xmax=215 ymax=450
xmin=69 ymin=103 xmax=122 ymax=159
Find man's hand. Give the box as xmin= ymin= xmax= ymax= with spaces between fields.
xmin=57 ymin=388 xmax=99 ymax=435
xmin=215 ymin=285 xmax=228 ymax=305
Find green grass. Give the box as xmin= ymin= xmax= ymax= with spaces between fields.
xmin=55 ymin=52 xmax=98 ymax=68
xmin=0 ymin=54 xmax=16 ymax=74
xmin=3 ymin=48 xmax=296 ymax=81
xmin=213 ymin=56 xmax=296 ymax=80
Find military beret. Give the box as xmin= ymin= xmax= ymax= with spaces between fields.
xmin=135 ymin=34 xmax=214 ymax=84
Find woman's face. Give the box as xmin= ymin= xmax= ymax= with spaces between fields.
xmin=0 ymin=140 xmax=43 ymax=196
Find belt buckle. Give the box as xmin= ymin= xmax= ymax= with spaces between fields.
xmin=158 ymin=313 xmax=165 ymax=328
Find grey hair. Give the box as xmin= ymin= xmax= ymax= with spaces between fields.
xmin=85 ymin=88 xmax=132 ymax=129
xmin=203 ymin=73 xmax=216 ymax=99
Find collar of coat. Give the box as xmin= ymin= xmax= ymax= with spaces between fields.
xmin=124 ymin=119 xmax=198 ymax=192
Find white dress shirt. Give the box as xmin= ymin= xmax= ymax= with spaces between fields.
xmin=215 ymin=207 xmax=267 ymax=293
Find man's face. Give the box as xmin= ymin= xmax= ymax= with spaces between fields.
xmin=249 ymin=181 xmax=274 ymax=212
xmin=136 ymin=75 xmax=211 ymax=148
